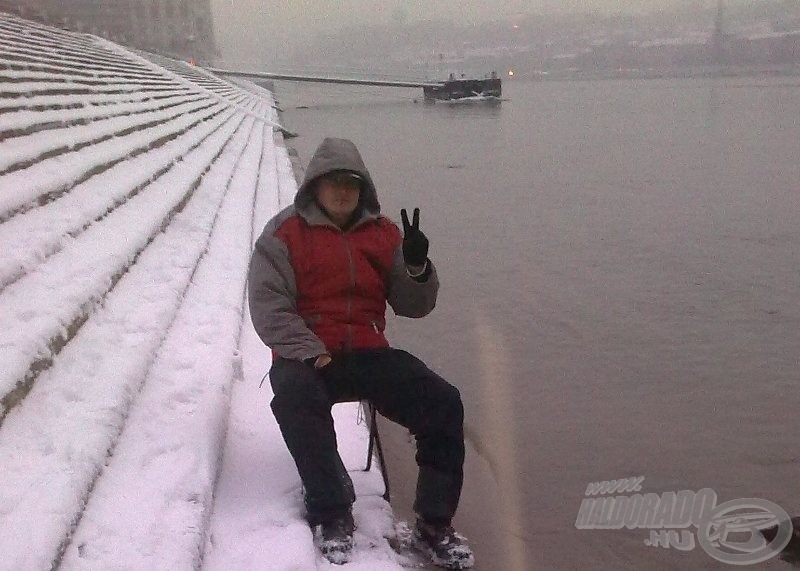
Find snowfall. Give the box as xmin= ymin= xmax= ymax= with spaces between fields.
xmin=0 ymin=13 xmax=413 ymax=571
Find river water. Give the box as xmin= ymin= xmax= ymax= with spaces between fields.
xmin=278 ymin=77 xmax=800 ymax=570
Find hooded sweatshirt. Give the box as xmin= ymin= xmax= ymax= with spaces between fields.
xmin=248 ymin=137 xmax=438 ymax=361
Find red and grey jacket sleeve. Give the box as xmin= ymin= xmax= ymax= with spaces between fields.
xmin=247 ymin=219 xmax=327 ymax=361
xmin=387 ymin=245 xmax=439 ymax=318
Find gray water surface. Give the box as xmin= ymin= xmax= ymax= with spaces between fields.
xmin=280 ymin=77 xmax=800 ymax=570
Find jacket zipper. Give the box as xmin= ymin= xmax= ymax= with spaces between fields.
xmin=343 ymin=233 xmax=355 ymax=351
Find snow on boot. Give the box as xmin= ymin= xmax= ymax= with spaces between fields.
xmin=413 ymin=519 xmax=475 ymax=569
xmin=315 ymin=512 xmax=355 ymax=565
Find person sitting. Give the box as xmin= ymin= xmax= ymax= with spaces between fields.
xmin=247 ymin=137 xmax=474 ymax=568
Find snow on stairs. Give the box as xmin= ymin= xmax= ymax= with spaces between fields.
xmin=0 ymin=13 xmax=283 ymax=570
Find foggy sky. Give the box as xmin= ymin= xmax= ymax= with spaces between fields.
xmin=210 ymin=0 xmax=698 ymax=66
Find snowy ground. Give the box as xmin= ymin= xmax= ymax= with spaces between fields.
xmin=0 ymin=14 xmax=409 ymax=570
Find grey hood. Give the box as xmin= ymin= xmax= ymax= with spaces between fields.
xmin=295 ymin=137 xmax=381 ymax=215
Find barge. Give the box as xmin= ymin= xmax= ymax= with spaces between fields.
xmin=422 ymin=72 xmax=502 ymax=103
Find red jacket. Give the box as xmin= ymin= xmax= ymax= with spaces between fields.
xmin=274 ymin=213 xmax=400 ymax=353
xmin=248 ymin=137 xmax=439 ymax=362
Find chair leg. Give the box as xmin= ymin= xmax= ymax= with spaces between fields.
xmin=364 ymin=402 xmax=391 ymax=502
xmin=366 ymin=403 xmax=375 ymax=471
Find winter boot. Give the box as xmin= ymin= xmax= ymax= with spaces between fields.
xmin=315 ymin=511 xmax=355 ymax=565
xmin=413 ymin=519 xmax=475 ymax=569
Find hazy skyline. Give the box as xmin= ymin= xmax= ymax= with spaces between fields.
xmin=210 ymin=0 xmax=705 ymax=65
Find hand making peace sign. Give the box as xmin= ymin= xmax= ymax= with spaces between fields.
xmin=400 ymin=207 xmax=429 ymax=267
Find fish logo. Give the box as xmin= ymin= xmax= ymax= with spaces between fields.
xmin=696 ymin=498 xmax=793 ymax=565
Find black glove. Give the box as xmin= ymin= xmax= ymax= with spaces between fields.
xmin=400 ymin=208 xmax=429 ymax=267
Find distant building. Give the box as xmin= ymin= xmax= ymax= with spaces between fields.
xmin=0 ymin=0 xmax=217 ymax=62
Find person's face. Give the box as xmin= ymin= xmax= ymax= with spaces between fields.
xmin=315 ymin=173 xmax=361 ymax=227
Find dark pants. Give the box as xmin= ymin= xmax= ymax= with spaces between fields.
xmin=269 ymin=347 xmax=465 ymax=526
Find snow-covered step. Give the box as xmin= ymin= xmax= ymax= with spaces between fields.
xmin=0 ymin=42 xmax=163 ymax=77
xmin=111 ymin=48 xmax=271 ymax=117
xmin=0 ymin=108 xmax=237 ymax=289
xmin=0 ymin=41 xmax=170 ymax=74
xmin=0 ymin=114 xmax=251 ymax=418
xmin=0 ymin=17 xmax=122 ymax=61
xmin=0 ymin=86 xmax=196 ymax=112
xmin=0 ymin=26 xmax=125 ymax=50
xmin=0 ymin=47 xmax=171 ymax=75
xmin=59 ymin=120 xmax=265 ymax=571
xmin=0 ymin=116 xmax=258 ymax=571
xmin=0 ymin=66 xmax=178 ymax=85
xmin=0 ymin=78 xmax=194 ymax=97
xmin=0 ymin=92 xmax=210 ymax=135
xmin=0 ymin=102 xmax=228 ymax=220
xmin=275 ymin=138 xmax=301 ymax=209
xmin=0 ymin=96 xmax=218 ymax=172
xmin=124 ymin=50 xmax=270 ymax=111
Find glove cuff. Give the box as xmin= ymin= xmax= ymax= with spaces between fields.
xmin=406 ymin=260 xmax=428 ymax=277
